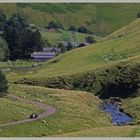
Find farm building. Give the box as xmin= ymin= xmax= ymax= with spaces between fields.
xmin=31 ymin=47 xmax=61 ymax=61
xmin=43 ymin=47 xmax=61 ymax=54
xmin=31 ymin=52 xmax=56 ymax=61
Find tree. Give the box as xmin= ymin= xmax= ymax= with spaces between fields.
xmin=77 ymin=26 xmax=88 ymax=33
xmin=48 ymin=20 xmax=64 ymax=29
xmin=67 ymin=42 xmax=74 ymax=51
xmin=0 ymin=37 xmax=9 ymax=61
xmin=68 ymin=25 xmax=77 ymax=31
xmin=137 ymin=12 xmax=140 ymax=18
xmin=85 ymin=36 xmax=96 ymax=43
xmin=4 ymin=13 xmax=44 ymax=60
xmin=4 ymin=13 xmax=28 ymax=60
xmin=58 ymin=42 xmax=65 ymax=53
xmin=0 ymin=69 xmax=8 ymax=97
xmin=21 ymin=29 xmax=44 ymax=59
xmin=0 ymin=10 xmax=7 ymax=31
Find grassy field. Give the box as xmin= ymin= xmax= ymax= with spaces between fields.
xmin=1 ymin=3 xmax=140 ymax=35
xmin=0 ymin=83 xmax=139 ymax=136
xmin=0 ymin=8 xmax=140 ymax=137
xmin=7 ymin=19 xmax=140 ymax=82
xmin=41 ymin=30 xmax=102 ymax=45
xmin=0 ymin=60 xmax=37 ymax=68
xmin=122 ymin=93 xmax=140 ymax=123
xmin=0 ymin=97 xmax=42 ymax=124
xmin=55 ymin=125 xmax=140 ymax=137
xmin=0 ymin=84 xmax=110 ymax=137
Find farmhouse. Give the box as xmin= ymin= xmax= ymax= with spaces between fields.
xmin=31 ymin=47 xmax=61 ymax=61
xmin=43 ymin=47 xmax=61 ymax=54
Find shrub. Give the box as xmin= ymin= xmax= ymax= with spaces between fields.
xmin=85 ymin=36 xmax=96 ymax=43
xmin=66 ymin=42 xmax=74 ymax=51
xmin=48 ymin=20 xmax=64 ymax=29
xmin=0 ymin=69 xmax=8 ymax=97
xmin=15 ymin=62 xmax=140 ymax=100
xmin=68 ymin=25 xmax=77 ymax=31
xmin=137 ymin=12 xmax=140 ymax=18
xmin=77 ymin=26 xmax=88 ymax=33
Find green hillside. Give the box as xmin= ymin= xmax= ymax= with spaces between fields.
xmin=0 ymin=84 xmax=110 ymax=136
xmin=10 ymin=18 xmax=140 ymax=82
xmin=0 ymin=6 xmax=140 ymax=137
xmin=41 ymin=30 xmax=102 ymax=45
xmin=1 ymin=3 xmax=140 ymax=36
xmin=55 ymin=125 xmax=140 ymax=137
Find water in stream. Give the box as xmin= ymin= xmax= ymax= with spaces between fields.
xmin=101 ymin=102 xmax=133 ymax=125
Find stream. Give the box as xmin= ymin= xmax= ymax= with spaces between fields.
xmin=101 ymin=102 xmax=133 ymax=125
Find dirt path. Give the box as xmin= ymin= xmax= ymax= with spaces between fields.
xmin=0 ymin=95 xmax=56 ymax=127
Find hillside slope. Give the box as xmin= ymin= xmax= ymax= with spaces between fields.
xmin=1 ymin=3 xmax=140 ymax=36
xmin=11 ymin=18 xmax=140 ymax=81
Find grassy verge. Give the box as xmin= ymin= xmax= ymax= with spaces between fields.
xmin=54 ymin=125 xmax=140 ymax=137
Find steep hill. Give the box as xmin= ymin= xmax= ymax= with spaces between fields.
xmin=12 ymin=18 xmax=140 ymax=81
xmin=11 ymin=18 xmax=140 ymax=102
xmin=1 ymin=3 xmax=140 ymax=36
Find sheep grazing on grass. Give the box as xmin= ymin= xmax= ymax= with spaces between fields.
xmin=57 ymin=106 xmax=61 ymax=110
xmin=35 ymin=99 xmax=42 ymax=103
xmin=21 ymin=96 xmax=26 ymax=98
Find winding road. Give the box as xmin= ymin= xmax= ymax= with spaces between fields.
xmin=0 ymin=95 xmax=57 ymax=127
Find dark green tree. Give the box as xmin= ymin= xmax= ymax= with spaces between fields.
xmin=0 ymin=69 xmax=8 ymax=97
xmin=85 ymin=36 xmax=96 ymax=43
xmin=137 ymin=12 xmax=140 ymax=18
xmin=67 ymin=42 xmax=74 ymax=51
xmin=0 ymin=10 xmax=7 ymax=31
xmin=4 ymin=13 xmax=28 ymax=60
xmin=68 ymin=25 xmax=77 ymax=31
xmin=58 ymin=42 xmax=65 ymax=53
xmin=4 ymin=13 xmax=44 ymax=60
xmin=21 ymin=29 xmax=44 ymax=59
xmin=78 ymin=26 xmax=88 ymax=33
xmin=48 ymin=20 xmax=64 ymax=29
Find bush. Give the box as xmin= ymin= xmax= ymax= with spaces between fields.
xmin=137 ymin=12 xmax=140 ymax=18
xmin=85 ymin=36 xmax=96 ymax=43
xmin=0 ymin=69 xmax=8 ymax=97
xmin=77 ymin=26 xmax=88 ymax=33
xmin=15 ymin=62 xmax=140 ymax=99
xmin=67 ymin=42 xmax=74 ymax=51
xmin=68 ymin=25 xmax=77 ymax=31
xmin=48 ymin=20 xmax=64 ymax=29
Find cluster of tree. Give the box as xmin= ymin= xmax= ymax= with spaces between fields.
xmin=0 ymin=11 xmax=44 ymax=60
xmin=0 ymin=69 xmax=8 ymax=97
xmin=68 ymin=25 xmax=94 ymax=34
xmin=44 ymin=19 xmax=94 ymax=35
xmin=58 ymin=42 xmax=74 ymax=53
xmin=46 ymin=20 xmax=64 ymax=29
